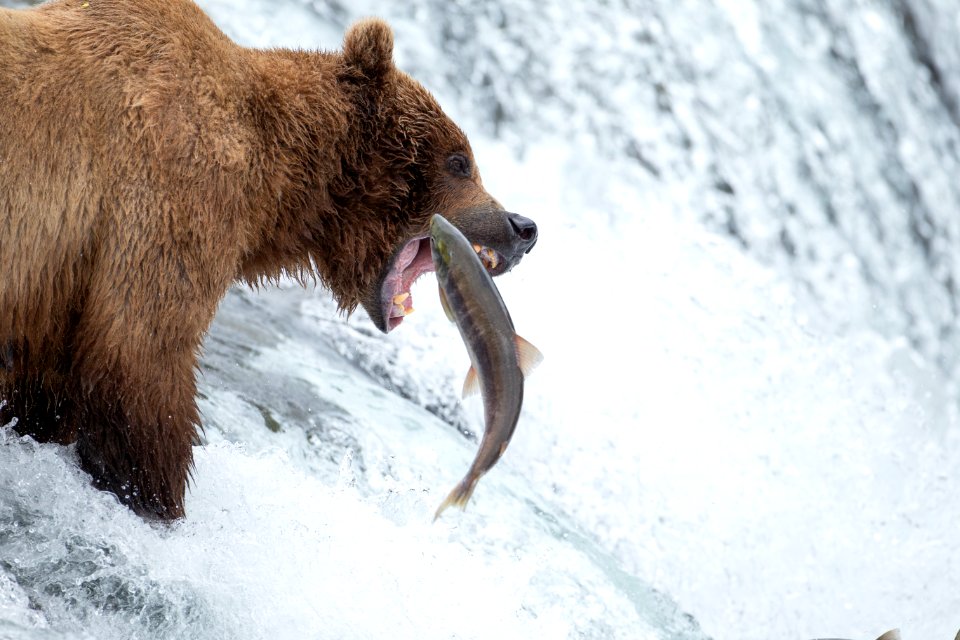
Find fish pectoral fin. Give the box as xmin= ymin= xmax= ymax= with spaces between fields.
xmin=438 ymin=285 xmax=455 ymax=323
xmin=514 ymin=335 xmax=544 ymax=378
xmin=462 ymin=365 xmax=480 ymax=398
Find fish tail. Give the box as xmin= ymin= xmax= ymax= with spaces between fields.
xmin=432 ymin=478 xmax=479 ymax=521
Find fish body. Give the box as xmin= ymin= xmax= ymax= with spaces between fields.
xmin=429 ymin=214 xmax=541 ymax=519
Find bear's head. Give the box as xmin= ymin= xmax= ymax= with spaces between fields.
xmin=328 ymin=19 xmax=538 ymax=333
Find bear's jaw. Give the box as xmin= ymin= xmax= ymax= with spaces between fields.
xmin=382 ymin=236 xmax=434 ymax=331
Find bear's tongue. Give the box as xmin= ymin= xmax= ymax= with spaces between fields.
xmin=384 ymin=237 xmax=433 ymax=331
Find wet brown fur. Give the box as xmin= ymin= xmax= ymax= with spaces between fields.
xmin=0 ymin=0 xmax=509 ymax=519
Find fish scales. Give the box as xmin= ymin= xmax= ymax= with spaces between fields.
xmin=445 ymin=273 xmax=522 ymax=410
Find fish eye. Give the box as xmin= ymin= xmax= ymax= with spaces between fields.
xmin=446 ymin=153 xmax=471 ymax=178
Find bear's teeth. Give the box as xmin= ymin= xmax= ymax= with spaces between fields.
xmin=404 ymin=307 xmax=415 ymax=316
xmin=472 ymin=244 xmax=496 ymax=268
xmin=392 ymin=304 xmax=405 ymax=317
xmin=393 ymin=292 xmax=410 ymax=304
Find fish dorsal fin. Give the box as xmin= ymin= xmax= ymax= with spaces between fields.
xmin=462 ymin=365 xmax=479 ymax=398
xmin=438 ymin=284 xmax=455 ymax=322
xmin=515 ymin=335 xmax=543 ymax=378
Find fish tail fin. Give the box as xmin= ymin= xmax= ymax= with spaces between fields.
xmin=461 ymin=365 xmax=480 ymax=398
xmin=433 ymin=478 xmax=479 ymax=522
xmin=514 ymin=335 xmax=543 ymax=378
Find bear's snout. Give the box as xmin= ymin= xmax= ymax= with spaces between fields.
xmin=507 ymin=213 xmax=538 ymax=255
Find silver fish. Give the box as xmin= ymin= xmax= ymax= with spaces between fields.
xmin=430 ymin=214 xmax=542 ymax=519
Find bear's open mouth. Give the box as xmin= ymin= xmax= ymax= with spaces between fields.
xmin=381 ymin=236 xmax=505 ymax=331
xmin=382 ymin=236 xmax=433 ymax=332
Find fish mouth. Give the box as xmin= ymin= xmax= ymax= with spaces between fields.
xmin=380 ymin=236 xmax=507 ymax=332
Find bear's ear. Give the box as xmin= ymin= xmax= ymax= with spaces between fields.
xmin=343 ymin=18 xmax=394 ymax=81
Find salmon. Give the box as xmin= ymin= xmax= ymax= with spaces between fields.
xmin=430 ymin=214 xmax=542 ymax=519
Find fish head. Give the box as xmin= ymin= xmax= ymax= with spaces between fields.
xmin=428 ymin=213 xmax=461 ymax=280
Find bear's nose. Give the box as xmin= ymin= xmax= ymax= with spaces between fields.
xmin=507 ymin=213 xmax=538 ymax=253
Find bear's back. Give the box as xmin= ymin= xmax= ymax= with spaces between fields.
xmin=0 ymin=0 xmax=256 ymax=338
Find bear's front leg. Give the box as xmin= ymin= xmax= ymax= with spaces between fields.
xmin=67 ymin=217 xmax=231 ymax=520
xmin=75 ymin=374 xmax=198 ymax=519
xmin=73 ymin=344 xmax=200 ymax=521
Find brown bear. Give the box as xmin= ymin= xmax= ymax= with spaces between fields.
xmin=0 ymin=0 xmax=537 ymax=520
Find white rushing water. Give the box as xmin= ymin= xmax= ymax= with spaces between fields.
xmin=3 ymin=1 xmax=960 ymax=639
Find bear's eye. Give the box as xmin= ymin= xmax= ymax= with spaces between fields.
xmin=446 ymin=153 xmax=472 ymax=178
